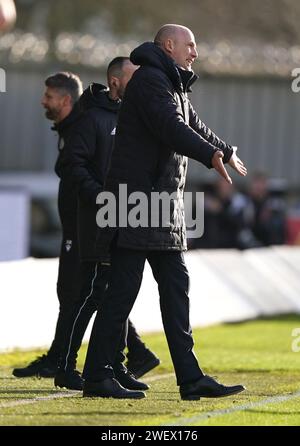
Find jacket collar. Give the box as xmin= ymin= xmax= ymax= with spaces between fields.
xmin=130 ymin=42 xmax=198 ymax=93
xmin=176 ymin=66 xmax=198 ymax=93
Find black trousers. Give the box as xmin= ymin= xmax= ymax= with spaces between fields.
xmin=83 ymin=248 xmax=203 ymax=386
xmin=59 ymin=261 xmax=147 ymax=372
xmin=47 ymin=235 xmax=81 ymax=365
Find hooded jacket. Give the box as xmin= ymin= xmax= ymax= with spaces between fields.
xmin=61 ymin=84 xmax=120 ymax=260
xmin=95 ymin=42 xmax=233 ymax=256
xmin=52 ymin=102 xmax=82 ymax=237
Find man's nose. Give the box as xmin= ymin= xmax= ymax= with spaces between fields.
xmin=192 ymin=47 xmax=198 ymax=59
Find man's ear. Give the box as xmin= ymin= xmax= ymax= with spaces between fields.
xmin=164 ymin=38 xmax=174 ymax=54
xmin=63 ymin=94 xmax=72 ymax=107
xmin=110 ymin=76 xmax=119 ymax=89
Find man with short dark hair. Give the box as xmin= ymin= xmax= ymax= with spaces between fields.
xmin=13 ymin=72 xmax=84 ymax=378
xmin=82 ymin=25 xmax=247 ymax=400
xmin=44 ymin=72 xmax=83 ymax=117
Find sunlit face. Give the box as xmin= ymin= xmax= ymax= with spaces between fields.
xmin=41 ymin=87 xmax=68 ymax=122
xmin=169 ymin=29 xmax=198 ymax=71
xmin=117 ymin=61 xmax=139 ymax=99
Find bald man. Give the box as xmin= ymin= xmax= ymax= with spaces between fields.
xmin=82 ymin=24 xmax=247 ymax=400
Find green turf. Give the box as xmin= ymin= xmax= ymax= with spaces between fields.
xmin=1 ymin=314 xmax=300 ymax=426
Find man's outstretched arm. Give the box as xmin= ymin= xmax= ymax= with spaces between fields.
xmin=188 ymin=102 xmax=233 ymax=163
xmin=189 ymin=104 xmax=247 ymax=182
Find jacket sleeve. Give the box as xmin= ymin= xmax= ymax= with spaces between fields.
xmin=59 ymin=112 xmax=102 ymax=205
xmin=188 ymin=102 xmax=233 ymax=163
xmin=134 ymin=71 xmax=219 ymax=168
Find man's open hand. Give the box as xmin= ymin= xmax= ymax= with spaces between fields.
xmin=212 ymin=151 xmax=232 ymax=184
xmin=228 ymin=146 xmax=247 ymax=177
xmin=212 ymin=148 xmax=247 ymax=184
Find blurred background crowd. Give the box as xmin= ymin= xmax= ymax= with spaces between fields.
xmin=0 ymin=0 xmax=300 ymax=259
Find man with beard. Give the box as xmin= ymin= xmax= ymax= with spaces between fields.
xmin=13 ymin=72 xmax=84 ymax=379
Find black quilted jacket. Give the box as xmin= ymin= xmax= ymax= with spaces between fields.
xmin=95 ymin=42 xmax=233 ymax=257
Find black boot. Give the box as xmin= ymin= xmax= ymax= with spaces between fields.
xmin=54 ymin=369 xmax=83 ymax=390
xmin=12 ymin=355 xmax=58 ymax=378
xmin=126 ymin=349 xmax=160 ymax=379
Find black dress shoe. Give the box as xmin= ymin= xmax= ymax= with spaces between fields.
xmin=115 ymin=370 xmax=149 ymax=391
xmin=83 ymin=378 xmax=146 ymax=399
xmin=180 ymin=375 xmax=246 ymax=400
xmin=54 ymin=369 xmax=83 ymax=390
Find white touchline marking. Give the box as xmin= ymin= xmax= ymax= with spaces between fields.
xmin=0 ymin=391 xmax=80 ymax=409
xmin=163 ymin=389 xmax=300 ymax=426
xmin=0 ymin=374 xmax=174 ymax=409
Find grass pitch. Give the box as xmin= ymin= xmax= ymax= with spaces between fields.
xmin=1 ymin=314 xmax=300 ymax=426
